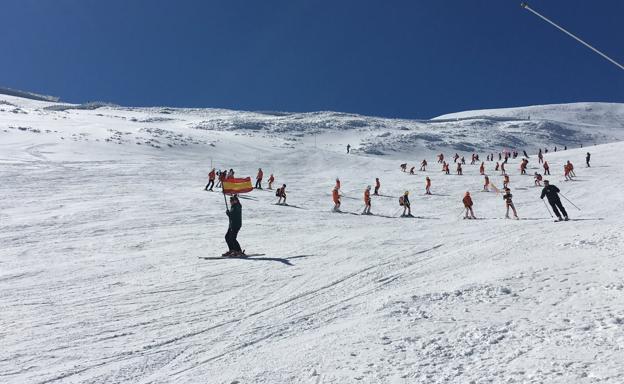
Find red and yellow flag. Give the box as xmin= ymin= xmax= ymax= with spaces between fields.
xmin=222 ymin=177 xmax=253 ymax=195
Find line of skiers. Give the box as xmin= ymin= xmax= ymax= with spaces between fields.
xmin=218 ymin=146 xmax=585 ymax=255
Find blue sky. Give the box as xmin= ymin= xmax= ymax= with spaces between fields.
xmin=1 ymin=0 xmax=622 ymax=118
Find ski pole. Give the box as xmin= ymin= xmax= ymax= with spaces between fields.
xmin=542 ymin=199 xmax=553 ymax=218
xmin=559 ymin=193 xmax=581 ymax=211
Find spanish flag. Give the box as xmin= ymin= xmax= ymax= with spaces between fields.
xmin=222 ymin=177 xmax=254 ymax=195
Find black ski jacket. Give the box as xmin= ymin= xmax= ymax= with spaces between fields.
xmin=541 ymin=185 xmax=561 ymax=203
xmin=227 ymin=202 xmax=242 ymax=230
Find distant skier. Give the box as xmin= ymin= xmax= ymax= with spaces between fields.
xmin=399 ymin=191 xmax=412 ymax=217
xmin=443 ymin=162 xmax=450 ymax=175
xmin=410 ymin=166 xmax=415 ymax=175
xmin=374 ymin=177 xmax=381 ymax=195
xmin=538 ymin=149 xmax=544 ymax=164
xmin=276 ymin=184 xmax=287 ymax=205
xmin=502 ymin=188 xmax=519 ymax=219
xmin=205 ymin=168 xmax=216 ymax=191
xmin=540 ymin=180 xmax=569 ymax=221
xmin=456 ymin=163 xmax=463 ymax=175
xmin=461 ymin=156 xmax=466 ymax=165
xmin=268 ymin=173 xmax=275 ymax=190
xmin=255 ymin=168 xmax=264 ymax=189
xmin=483 ymin=175 xmax=490 ymax=191
xmin=363 ymin=186 xmax=372 ymax=215
xmin=503 ymin=174 xmax=510 ymax=189
xmin=462 ymin=192 xmax=476 ymax=219
xmin=437 ymin=153 xmax=444 ymax=163
xmin=495 ymin=162 xmax=500 ymax=172
xmin=400 ymin=163 xmax=407 ymax=172
xmin=543 ymin=161 xmax=550 ymax=175
xmin=534 ymin=172 xmax=543 ymax=186
xmin=520 ymin=159 xmax=528 ymax=175
xmin=564 ymin=163 xmax=572 ymax=181
xmin=347 ymin=144 xmax=351 ymax=154
xmin=420 ymin=159 xmax=427 ymax=171
xmin=425 ymin=176 xmax=432 ymax=195
xmin=217 ymin=169 xmax=227 ymax=188
xmin=586 ymin=152 xmax=591 ymax=167
xmin=500 ymin=162 xmax=506 ymax=175
xmin=523 ymin=150 xmax=529 ymax=158
xmin=227 ymin=168 xmax=235 ymax=178
xmin=479 ymin=162 xmax=485 ymax=175
xmin=332 ymin=187 xmax=341 ymax=212
xmin=223 ymin=195 xmax=243 ymax=257
xmin=566 ymin=161 xmax=576 ymax=177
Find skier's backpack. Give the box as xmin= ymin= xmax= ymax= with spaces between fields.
xmin=275 ymin=188 xmax=281 ymax=197
xmin=399 ymin=196 xmax=404 ymax=206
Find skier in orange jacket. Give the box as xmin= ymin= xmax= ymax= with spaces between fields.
xmin=543 ymin=161 xmax=550 ymax=175
xmin=362 ymin=186 xmax=372 ymax=215
xmin=205 ymin=168 xmax=216 ymax=191
xmin=332 ymin=187 xmax=341 ymax=212
xmin=268 ymin=174 xmax=275 ymax=190
xmin=564 ymin=163 xmax=572 ymax=181
xmin=425 ymin=176 xmax=432 ymax=195
xmin=255 ymin=168 xmax=264 ymax=189
xmin=534 ymin=172 xmax=543 ymax=186
xmin=462 ymin=192 xmax=476 ymax=219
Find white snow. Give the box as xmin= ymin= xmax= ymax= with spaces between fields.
xmin=1 ymin=94 xmax=624 ymax=383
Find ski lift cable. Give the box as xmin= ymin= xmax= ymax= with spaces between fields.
xmin=520 ymin=2 xmax=624 ymax=71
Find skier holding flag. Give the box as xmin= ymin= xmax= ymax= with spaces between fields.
xmin=221 ymin=176 xmax=253 ymax=257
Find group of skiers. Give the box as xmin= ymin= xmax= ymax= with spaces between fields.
xmin=217 ymin=146 xmax=586 ymax=256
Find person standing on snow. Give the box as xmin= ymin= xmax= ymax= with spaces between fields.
xmin=541 ymin=180 xmax=569 ymax=221
xmin=223 ymin=195 xmax=243 ymax=257
xmin=479 ymin=162 xmax=485 ymax=175
xmin=456 ymin=162 xmax=463 ymax=175
xmin=347 ymin=144 xmax=351 ymax=154
xmin=586 ymin=152 xmax=591 ymax=167
xmin=543 ymin=160 xmax=550 ymax=175
xmin=255 ymin=168 xmax=264 ymax=189
xmin=462 ymin=192 xmax=476 ymax=219
xmin=374 ymin=178 xmax=381 ymax=195
xmin=332 ymin=187 xmax=341 ymax=212
xmin=425 ymin=176 xmax=432 ymax=195
xmin=362 ymin=186 xmax=372 ymax=215
xmin=483 ymin=175 xmax=490 ymax=191
xmin=268 ymin=173 xmax=275 ymax=189
xmin=276 ymin=184 xmax=287 ymax=205
xmin=399 ymin=191 xmax=412 ymax=217
xmin=205 ymin=168 xmax=216 ymax=191
xmin=502 ymin=188 xmax=519 ymax=219
xmin=335 ymin=178 xmax=341 ymax=191
xmin=420 ymin=159 xmax=427 ymax=171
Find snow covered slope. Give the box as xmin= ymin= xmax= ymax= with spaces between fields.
xmin=1 ymin=95 xmax=624 ymax=383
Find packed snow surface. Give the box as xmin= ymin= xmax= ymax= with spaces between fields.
xmin=1 ymin=94 xmax=624 ymax=383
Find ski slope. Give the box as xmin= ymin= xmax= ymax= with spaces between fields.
xmin=1 ymin=94 xmax=624 ymax=383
